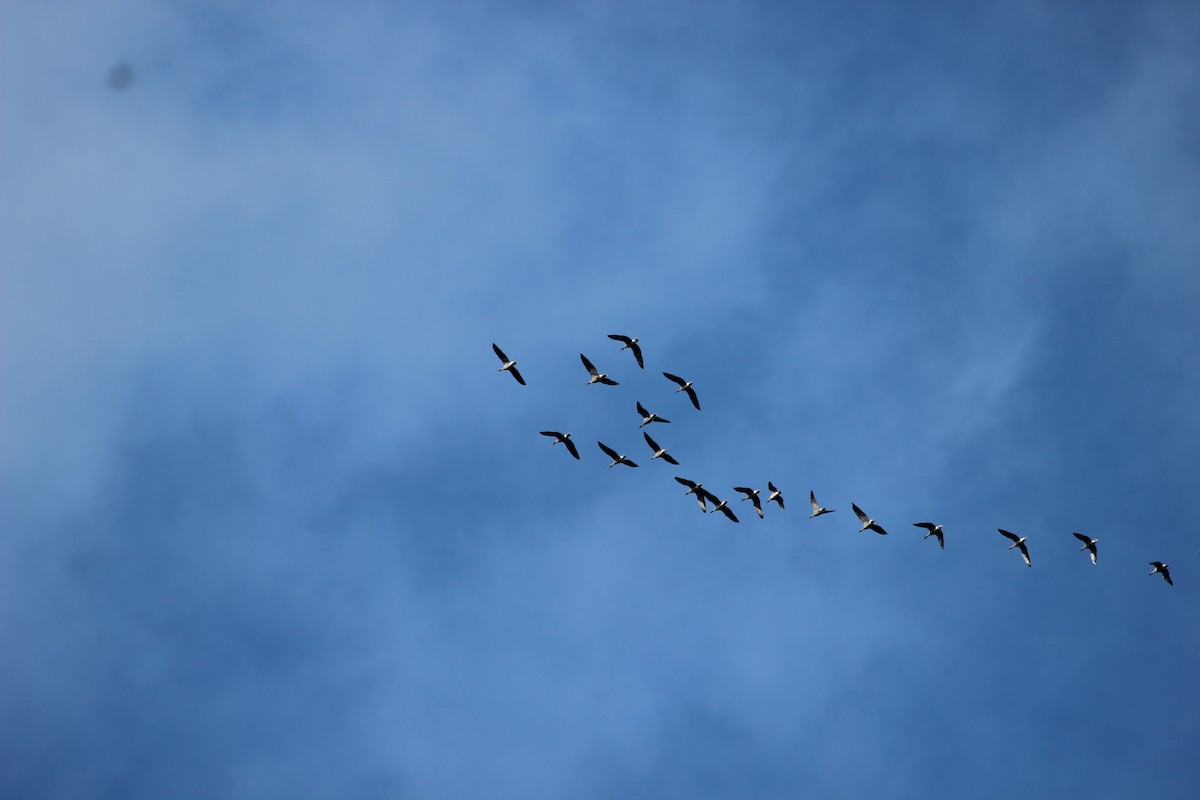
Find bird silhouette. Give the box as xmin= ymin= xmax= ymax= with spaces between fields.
xmin=581 ymin=354 xmax=618 ymax=385
xmin=492 ymin=343 xmax=525 ymax=385
xmin=998 ymin=529 xmax=1032 ymax=567
xmin=539 ymin=431 xmax=579 ymax=460
xmin=607 ymin=334 xmax=644 ymax=369
xmin=662 ymin=372 xmax=700 ymax=410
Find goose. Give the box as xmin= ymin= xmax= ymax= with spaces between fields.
xmin=1149 ymin=561 xmax=1173 ymax=585
xmin=1073 ymin=532 xmax=1098 ymax=565
xmin=809 ymin=491 xmax=835 ymax=518
xmin=636 ymin=401 xmax=670 ymax=427
xmin=998 ymin=529 xmax=1032 ymax=567
xmin=733 ymin=487 xmax=764 ymax=519
xmin=913 ymin=522 xmax=944 ymax=549
xmin=643 ymin=432 xmax=679 ymax=465
xmin=492 ymin=343 xmax=525 ymax=385
xmin=607 ymin=334 xmax=644 ymax=369
xmin=539 ymin=431 xmax=579 ymax=460
xmin=766 ymin=482 xmax=784 ymax=509
xmin=597 ymin=441 xmax=637 ymax=468
xmin=662 ymin=372 xmax=700 ymax=410
xmin=675 ymin=477 xmax=717 ymax=512
xmin=581 ymin=354 xmax=618 ymax=385
xmin=709 ymin=497 xmax=739 ymax=523
xmin=852 ymin=503 xmax=888 ymax=535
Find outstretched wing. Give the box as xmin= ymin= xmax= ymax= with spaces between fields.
xmin=580 ymin=353 xmax=598 ymax=376
xmin=810 ymin=491 xmax=820 ymax=513
xmin=599 ymin=376 xmax=619 ymax=386
xmin=697 ymin=487 xmax=721 ymax=506
xmin=643 ymin=431 xmax=660 ymax=451
xmin=998 ymin=528 xmax=1020 ymax=543
xmin=914 ymin=522 xmax=938 ymax=532
xmin=661 ymin=452 xmax=679 ymax=465
xmin=637 ymin=401 xmax=649 ymax=417
xmin=597 ymin=441 xmax=618 ymax=459
xmin=662 ymin=371 xmax=686 ymax=387
xmin=620 ymin=458 xmax=638 ymax=468
xmin=1073 ymin=532 xmax=1091 ymax=543
xmin=683 ymin=386 xmax=700 ymax=410
xmin=868 ymin=523 xmax=888 ymax=536
xmin=852 ymin=503 xmax=869 ymax=524
xmin=1163 ymin=568 xmax=1173 ymax=585
xmin=508 ymin=366 xmax=526 ymax=385
xmin=675 ymin=476 xmax=698 ymax=489
xmin=717 ymin=505 xmax=739 ymax=523
xmin=564 ymin=439 xmax=580 ymax=460
xmin=1017 ymin=543 xmax=1032 ymax=567
xmin=630 ymin=341 xmax=644 ymax=369
xmin=733 ymin=487 xmax=755 ymax=499
xmin=608 ymin=334 xmax=633 ymax=345
xmin=492 ymin=342 xmax=509 ymax=362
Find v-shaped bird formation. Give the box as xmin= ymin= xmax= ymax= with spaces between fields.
xmin=492 ymin=336 xmax=1184 ymax=586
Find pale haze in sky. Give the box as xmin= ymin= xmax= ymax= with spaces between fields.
xmin=2 ymin=2 xmax=1199 ymax=797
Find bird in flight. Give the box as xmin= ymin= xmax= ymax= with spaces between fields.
xmin=597 ymin=441 xmax=637 ymax=468
xmin=636 ymin=401 xmax=670 ymax=427
xmin=852 ymin=503 xmax=888 ymax=535
xmin=580 ymin=354 xmax=618 ymax=385
xmin=539 ymin=431 xmax=579 ymax=460
xmin=709 ymin=496 xmax=739 ymax=523
xmin=998 ymin=529 xmax=1032 ymax=567
xmin=642 ymin=432 xmax=679 ymax=465
xmin=809 ymin=491 xmax=834 ymax=518
xmin=733 ymin=486 xmax=764 ymax=519
xmin=607 ymin=334 xmax=644 ymax=369
xmin=492 ymin=343 xmax=525 ymax=385
xmin=1149 ymin=561 xmax=1173 ymax=585
xmin=1073 ymin=532 xmax=1098 ymax=565
xmin=675 ymin=477 xmax=717 ymax=512
xmin=662 ymin=372 xmax=700 ymax=410
xmin=766 ymin=482 xmax=784 ymax=509
xmin=913 ymin=522 xmax=944 ymax=549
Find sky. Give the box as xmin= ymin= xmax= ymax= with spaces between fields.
xmin=3 ymin=1 xmax=1199 ymax=797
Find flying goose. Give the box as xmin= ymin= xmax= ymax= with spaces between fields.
xmin=852 ymin=503 xmax=888 ymax=535
xmin=913 ymin=522 xmax=944 ymax=549
xmin=766 ymin=482 xmax=784 ymax=509
xmin=492 ymin=343 xmax=525 ymax=385
xmin=643 ymin=432 xmax=679 ymax=465
xmin=607 ymin=334 xmax=644 ymax=369
xmin=539 ymin=431 xmax=579 ymax=460
xmin=662 ymin=372 xmax=700 ymax=410
xmin=998 ymin=529 xmax=1032 ymax=567
xmin=675 ymin=477 xmax=718 ymax=512
xmin=733 ymin=487 xmax=764 ymax=519
xmin=809 ymin=491 xmax=834 ymax=518
xmin=709 ymin=497 xmax=739 ymax=523
xmin=597 ymin=441 xmax=637 ymax=468
xmin=1149 ymin=561 xmax=1173 ymax=585
xmin=636 ymin=401 xmax=670 ymax=427
xmin=1073 ymin=532 xmax=1098 ymax=565
xmin=580 ymin=354 xmax=618 ymax=386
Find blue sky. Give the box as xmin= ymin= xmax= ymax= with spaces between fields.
xmin=3 ymin=1 xmax=1199 ymax=797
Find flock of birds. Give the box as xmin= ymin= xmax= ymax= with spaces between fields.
xmin=492 ymin=338 xmax=1179 ymax=587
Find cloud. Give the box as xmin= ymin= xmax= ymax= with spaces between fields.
xmin=3 ymin=2 xmax=1200 ymax=797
